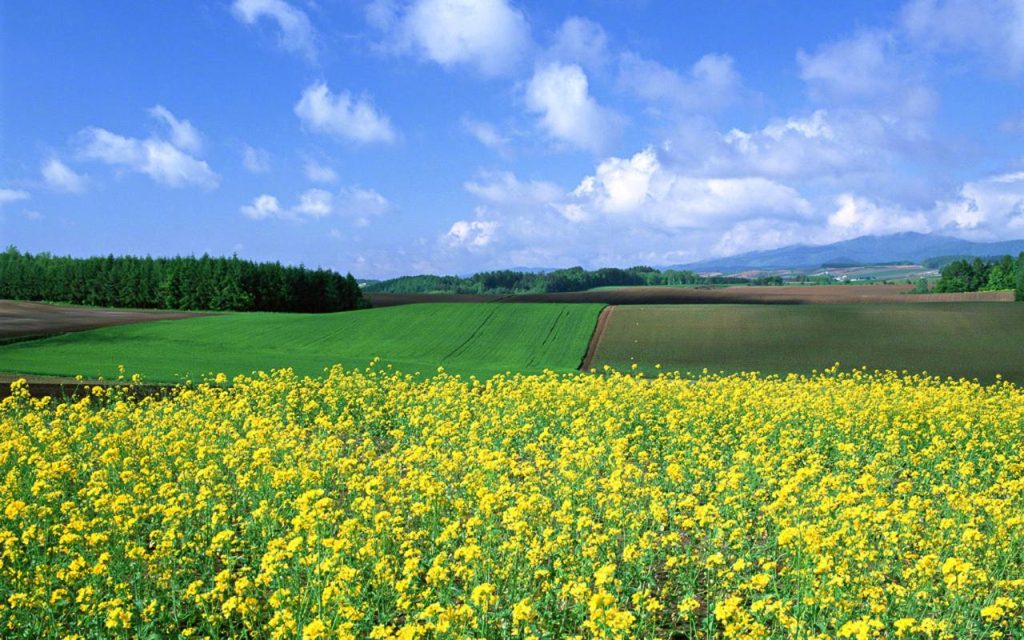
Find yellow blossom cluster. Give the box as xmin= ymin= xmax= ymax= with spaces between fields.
xmin=1 ymin=365 xmax=1023 ymax=638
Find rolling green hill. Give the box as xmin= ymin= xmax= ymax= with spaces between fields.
xmin=0 ymin=303 xmax=604 ymax=382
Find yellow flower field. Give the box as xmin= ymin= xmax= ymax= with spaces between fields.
xmin=1 ymin=365 xmax=1023 ymax=639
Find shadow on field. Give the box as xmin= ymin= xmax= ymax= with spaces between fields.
xmin=0 ymin=376 xmax=174 ymax=401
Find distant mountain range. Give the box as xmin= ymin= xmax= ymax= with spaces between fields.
xmin=673 ymin=233 xmax=1024 ymax=273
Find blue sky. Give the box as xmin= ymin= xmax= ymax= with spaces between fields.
xmin=2 ymin=0 xmax=1023 ymax=278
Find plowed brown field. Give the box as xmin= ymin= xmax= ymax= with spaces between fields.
xmin=0 ymin=300 xmax=205 ymax=340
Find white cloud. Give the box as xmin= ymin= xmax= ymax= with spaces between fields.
xmin=572 ymin=148 xmax=660 ymax=214
xmin=525 ymin=62 xmax=620 ymax=152
xmin=462 ymin=117 xmax=510 ymax=153
xmin=78 ymin=128 xmax=138 ymax=165
xmin=655 ymin=107 xmax=932 ymax=191
xmin=446 ymin=217 xmax=498 ymax=248
xmin=464 ymin=171 xmax=561 ymax=204
xmin=242 ymin=186 xmax=391 ymax=224
xmin=798 ymin=31 xmax=898 ymax=99
xmin=336 ymin=186 xmax=391 ymax=218
xmin=149 ymin=105 xmax=202 ymax=153
xmin=304 ymin=160 xmax=338 ymax=183
xmin=826 ymin=193 xmax=930 ymax=237
xmin=796 ymin=30 xmax=935 ymax=118
xmin=231 ymin=0 xmax=316 ymax=61
xmin=293 ymin=188 xmax=334 ymax=218
xmin=618 ymin=51 xmax=740 ymax=111
xmin=550 ymin=16 xmax=608 ymax=70
xmin=77 ymin=127 xmax=219 ymax=189
xmin=570 ymin=147 xmax=812 ymax=227
xmin=377 ymin=0 xmax=532 ymax=76
xmin=717 ymin=110 xmax=852 ymax=179
xmin=242 ymin=145 xmax=271 ymax=173
xmin=0 ymin=188 xmax=30 ymax=206
xmin=240 ymin=194 xmax=283 ymax=219
xmin=41 ymin=158 xmax=86 ymax=193
xmin=712 ymin=218 xmax=811 ymax=256
xmin=294 ymin=82 xmax=397 ymax=143
xmin=436 ymin=146 xmax=819 ymax=271
xmin=934 ymin=170 xmax=1024 ymax=237
xmin=902 ymin=0 xmax=1024 ymax=73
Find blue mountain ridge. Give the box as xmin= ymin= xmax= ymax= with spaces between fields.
xmin=672 ymin=232 xmax=1024 ymax=272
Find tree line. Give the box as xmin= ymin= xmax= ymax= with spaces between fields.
xmin=0 ymin=247 xmax=365 ymax=312
xmin=365 ymin=266 xmax=751 ymax=295
xmin=933 ymin=253 xmax=1024 ymax=300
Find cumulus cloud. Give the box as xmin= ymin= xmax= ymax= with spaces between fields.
xmin=294 ymin=82 xmax=396 ymax=143
xmin=549 ymin=16 xmax=609 ymax=70
xmin=618 ymin=51 xmax=741 ymax=111
xmin=797 ymin=30 xmax=935 ymax=118
xmin=241 ymin=186 xmax=391 ymax=224
xmin=41 ymin=158 xmax=86 ymax=193
xmin=462 ymin=117 xmax=510 ymax=153
xmin=76 ymin=126 xmax=219 ymax=189
xmin=436 ymin=145 xmax=821 ymax=270
xmin=934 ymin=171 xmax=1024 ymax=237
xmin=525 ymin=62 xmax=621 ymax=153
xmin=240 ymin=194 xmax=283 ymax=219
xmin=0 ymin=188 xmax=30 ymax=206
xmin=716 ymin=110 xmax=854 ymax=179
xmin=231 ymin=0 xmax=317 ymax=61
xmin=652 ymin=106 xmax=934 ymax=195
xmin=798 ymin=31 xmax=899 ymax=99
xmin=711 ymin=218 xmax=813 ymax=256
xmin=464 ymin=171 xmax=561 ymax=204
xmin=242 ymin=145 xmax=271 ymax=173
xmin=336 ymin=186 xmax=392 ymax=225
xmin=570 ymin=147 xmax=813 ymax=227
xmin=371 ymin=0 xmax=531 ymax=76
xmin=826 ymin=193 xmax=930 ymax=237
xmin=149 ymin=106 xmax=202 ymax=153
xmin=902 ymin=0 xmax=1024 ymax=73
xmin=293 ymin=188 xmax=334 ymax=218
xmin=304 ymin=160 xmax=338 ymax=183
xmin=445 ymin=217 xmax=498 ymax=248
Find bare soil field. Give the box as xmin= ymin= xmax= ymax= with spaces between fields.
xmin=0 ymin=300 xmax=205 ymax=341
xmin=370 ymin=285 xmax=1014 ymax=307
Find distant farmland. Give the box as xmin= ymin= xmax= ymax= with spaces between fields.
xmin=589 ymin=303 xmax=1024 ymax=384
xmin=368 ymin=284 xmax=1013 ymax=307
xmin=0 ymin=303 xmax=603 ymax=383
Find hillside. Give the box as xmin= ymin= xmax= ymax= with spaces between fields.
xmin=0 ymin=303 xmax=603 ymax=382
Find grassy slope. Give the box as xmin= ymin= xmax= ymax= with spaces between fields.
xmin=0 ymin=303 xmax=604 ymax=382
xmin=592 ymin=303 xmax=1024 ymax=383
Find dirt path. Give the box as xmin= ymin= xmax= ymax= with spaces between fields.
xmin=580 ymin=306 xmax=614 ymax=371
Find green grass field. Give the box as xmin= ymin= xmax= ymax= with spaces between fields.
xmin=0 ymin=303 xmax=604 ymax=382
xmin=591 ymin=303 xmax=1024 ymax=383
